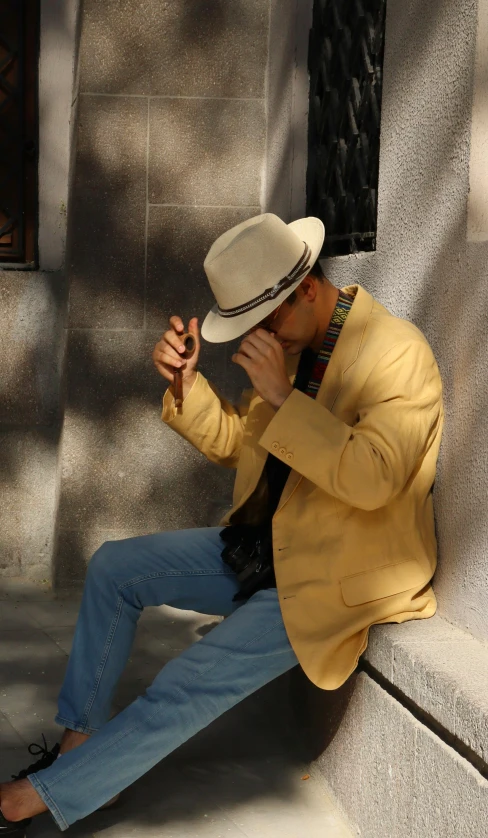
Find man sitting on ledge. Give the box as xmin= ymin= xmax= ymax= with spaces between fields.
xmin=0 ymin=213 xmax=443 ymax=834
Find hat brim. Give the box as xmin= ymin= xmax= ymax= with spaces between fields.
xmin=201 ymin=217 xmax=325 ymax=343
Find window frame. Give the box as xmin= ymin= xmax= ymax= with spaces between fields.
xmin=0 ymin=0 xmax=39 ymax=268
xmin=306 ymin=0 xmax=387 ymax=258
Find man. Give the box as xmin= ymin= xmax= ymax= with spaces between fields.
xmin=0 ymin=213 xmax=443 ymax=834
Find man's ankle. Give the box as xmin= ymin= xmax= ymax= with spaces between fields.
xmin=59 ymin=729 xmax=90 ymax=755
xmin=0 ymin=778 xmax=45 ymax=822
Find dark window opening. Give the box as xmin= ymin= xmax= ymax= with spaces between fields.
xmin=0 ymin=0 xmax=39 ymax=267
xmin=307 ymin=0 xmax=386 ymax=257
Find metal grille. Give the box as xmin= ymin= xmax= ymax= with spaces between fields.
xmin=307 ymin=0 xmax=386 ymax=257
xmin=0 ymin=0 xmax=38 ymax=266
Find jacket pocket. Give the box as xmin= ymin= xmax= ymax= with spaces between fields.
xmin=340 ymin=559 xmax=430 ymax=607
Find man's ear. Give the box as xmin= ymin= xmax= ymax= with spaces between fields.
xmin=299 ymin=275 xmax=318 ymax=301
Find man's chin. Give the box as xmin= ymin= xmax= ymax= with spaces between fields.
xmin=282 ymin=343 xmax=302 ymax=355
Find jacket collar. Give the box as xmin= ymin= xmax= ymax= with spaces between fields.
xmin=284 ymin=284 xmax=373 ymax=407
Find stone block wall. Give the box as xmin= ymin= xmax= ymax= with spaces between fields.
xmin=54 ymin=0 xmax=273 ymax=584
xmin=0 ymin=0 xmax=309 ymax=587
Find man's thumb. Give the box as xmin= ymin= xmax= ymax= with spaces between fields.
xmin=188 ymin=317 xmax=200 ymax=345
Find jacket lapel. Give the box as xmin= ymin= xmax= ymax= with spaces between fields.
xmin=275 ymin=284 xmax=374 ymax=513
xmin=285 ymin=351 xmax=300 ymax=384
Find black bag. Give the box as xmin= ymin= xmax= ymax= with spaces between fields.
xmin=220 ymin=523 xmax=275 ymax=601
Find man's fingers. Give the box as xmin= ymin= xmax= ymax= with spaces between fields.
xmin=239 ymin=333 xmax=276 ymax=360
xmin=232 ymin=352 xmax=252 ymax=373
xmin=241 ymin=330 xmax=278 ymax=354
xmin=188 ymin=317 xmax=201 ymax=352
xmin=188 ymin=316 xmax=200 ymax=337
xmin=158 ymin=349 xmax=186 ymax=368
xmin=236 ymin=339 xmax=262 ymax=361
xmin=252 ymin=328 xmax=279 ymax=347
xmin=154 ymin=341 xmax=182 ymax=364
xmin=169 ymin=315 xmax=185 ymax=334
xmin=164 ymin=331 xmax=187 ymax=354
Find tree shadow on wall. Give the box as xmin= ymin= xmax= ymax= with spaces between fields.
xmin=49 ymin=0 xmax=270 ymax=586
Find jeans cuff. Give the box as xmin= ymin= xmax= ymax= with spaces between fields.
xmin=54 ymin=714 xmax=99 ymax=735
xmin=28 ymin=773 xmax=69 ymax=832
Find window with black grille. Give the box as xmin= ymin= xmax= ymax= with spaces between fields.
xmin=307 ymin=0 xmax=386 ymax=257
xmin=0 ymin=0 xmax=39 ymax=266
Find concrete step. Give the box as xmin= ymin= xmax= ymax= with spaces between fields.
xmin=0 ymin=594 xmax=354 ymax=838
xmin=314 ymin=666 xmax=488 ymax=838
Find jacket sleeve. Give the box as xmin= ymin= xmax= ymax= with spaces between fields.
xmin=259 ymin=340 xmax=443 ymax=511
xmin=161 ymin=371 xmax=253 ymax=468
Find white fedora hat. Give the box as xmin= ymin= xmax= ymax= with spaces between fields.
xmin=201 ymin=213 xmax=325 ymax=343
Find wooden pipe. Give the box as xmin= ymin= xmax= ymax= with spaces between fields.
xmin=173 ymin=333 xmax=196 ymax=410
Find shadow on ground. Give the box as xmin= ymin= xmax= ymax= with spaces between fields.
xmin=0 ymin=595 xmax=354 ymax=838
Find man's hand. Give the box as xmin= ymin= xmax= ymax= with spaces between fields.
xmin=232 ymin=329 xmax=293 ymax=410
xmin=152 ymin=316 xmax=200 ymax=400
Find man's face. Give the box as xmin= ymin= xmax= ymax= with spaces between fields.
xmin=250 ymin=282 xmax=316 ymax=355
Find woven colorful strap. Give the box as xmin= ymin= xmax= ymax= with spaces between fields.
xmin=304 ymin=290 xmax=355 ymax=399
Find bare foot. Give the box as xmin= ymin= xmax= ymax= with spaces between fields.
xmin=0 ymin=778 xmax=47 ymax=822
xmin=0 ymin=729 xmax=119 ymax=821
xmin=0 ymin=729 xmax=90 ymax=822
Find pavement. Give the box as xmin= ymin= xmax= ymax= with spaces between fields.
xmin=0 ymin=584 xmax=354 ymax=838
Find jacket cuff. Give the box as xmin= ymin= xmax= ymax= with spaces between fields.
xmin=258 ymin=388 xmax=350 ymax=468
xmin=161 ymin=372 xmax=204 ymax=426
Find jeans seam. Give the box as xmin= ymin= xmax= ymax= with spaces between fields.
xmin=54 ymin=715 xmax=99 ymax=736
xmin=28 ymin=773 xmax=69 ymax=831
xmin=79 ymin=595 xmax=124 ymax=729
xmin=74 ymin=570 xmax=236 ymax=730
xmin=43 ymin=616 xmax=287 ymax=787
xmin=117 ymin=569 xmax=235 ymax=590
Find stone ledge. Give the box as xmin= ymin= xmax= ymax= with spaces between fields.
xmin=313 ymin=672 xmax=488 ymax=838
xmin=363 ymin=614 xmax=488 ymax=768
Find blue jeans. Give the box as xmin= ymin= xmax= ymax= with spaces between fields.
xmin=29 ymin=528 xmax=298 ymax=830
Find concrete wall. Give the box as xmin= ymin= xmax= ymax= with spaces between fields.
xmin=53 ymin=0 xmax=278 ymax=584
xmin=0 ymin=1 xmax=312 ymax=587
xmin=314 ymin=672 xmax=488 ymax=838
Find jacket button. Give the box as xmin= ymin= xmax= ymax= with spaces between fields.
xmin=272 ymin=442 xmax=279 ymax=450
xmin=286 ymin=452 xmax=294 ymax=462
xmin=279 ymin=447 xmax=286 ymax=456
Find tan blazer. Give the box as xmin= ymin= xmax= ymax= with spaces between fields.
xmin=162 ymin=285 xmax=444 ymax=689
